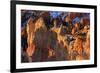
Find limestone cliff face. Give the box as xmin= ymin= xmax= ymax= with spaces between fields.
xmin=26 ymin=17 xmax=47 ymax=61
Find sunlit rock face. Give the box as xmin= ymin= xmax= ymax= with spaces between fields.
xmin=26 ymin=16 xmax=47 ymax=61
xmin=83 ymin=29 xmax=90 ymax=59
xmin=21 ymin=10 xmax=90 ymax=62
